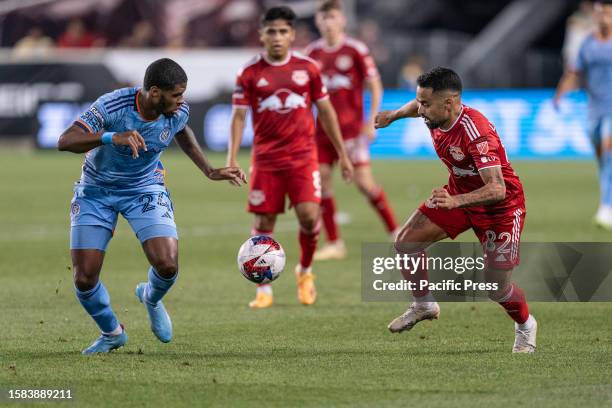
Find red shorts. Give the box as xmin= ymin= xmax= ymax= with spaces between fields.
xmin=248 ymin=161 xmax=321 ymax=214
xmin=317 ymin=133 xmax=371 ymax=167
xmin=419 ymin=199 xmax=526 ymax=270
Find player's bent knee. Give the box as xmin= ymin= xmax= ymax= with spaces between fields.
xmin=299 ymin=216 xmax=319 ymax=233
xmin=73 ymin=273 xmax=99 ymax=291
xmin=152 ymin=259 xmax=178 ymax=278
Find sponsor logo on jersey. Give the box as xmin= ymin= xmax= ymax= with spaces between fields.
xmin=71 ymin=202 xmax=80 ymax=216
xmin=335 ymin=54 xmax=353 ymax=70
xmin=452 ymin=165 xmax=478 ymax=177
xmin=292 ymin=70 xmax=309 ymax=86
xmin=257 ymin=89 xmax=307 ymax=114
xmin=449 ymin=146 xmax=465 ymax=161
xmin=323 ymin=74 xmax=352 ymax=91
xmin=476 ymin=141 xmax=489 ymax=155
xmin=256 ymin=77 xmax=269 ymax=87
xmin=159 ymin=128 xmax=171 ymax=143
xmin=90 ymin=106 xmax=104 ymax=123
xmin=249 ymin=190 xmax=266 ymax=206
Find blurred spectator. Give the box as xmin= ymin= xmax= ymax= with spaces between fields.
xmin=57 ymin=18 xmax=105 ymax=48
xmin=12 ymin=27 xmax=54 ymax=58
xmin=397 ymin=55 xmax=426 ymax=90
xmin=293 ymin=22 xmax=316 ymax=49
xmin=118 ymin=21 xmax=156 ymax=48
xmin=357 ymin=19 xmax=390 ymax=65
xmin=562 ymin=1 xmax=595 ymax=68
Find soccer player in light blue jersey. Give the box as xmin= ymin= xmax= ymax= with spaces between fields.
xmin=58 ymin=58 xmax=246 ymax=354
xmin=555 ymin=0 xmax=612 ymax=228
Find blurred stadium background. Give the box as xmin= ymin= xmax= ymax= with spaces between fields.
xmin=0 ymin=0 xmax=595 ymax=159
xmin=2 ymin=1 xmax=611 ymax=407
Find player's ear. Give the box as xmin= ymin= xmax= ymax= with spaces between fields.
xmin=149 ymin=86 xmax=161 ymax=99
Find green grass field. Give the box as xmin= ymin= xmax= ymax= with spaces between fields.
xmin=1 ymin=150 xmax=611 ymax=407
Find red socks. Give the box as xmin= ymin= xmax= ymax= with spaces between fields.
xmin=497 ymin=283 xmax=530 ymax=324
xmin=299 ymin=223 xmax=320 ymax=269
xmin=399 ymin=251 xmax=430 ymax=299
xmin=320 ymin=196 xmax=339 ymax=242
xmin=369 ymin=189 xmax=398 ymax=233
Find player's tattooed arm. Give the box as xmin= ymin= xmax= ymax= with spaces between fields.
xmin=374 ymin=99 xmax=419 ymax=129
xmin=58 ymin=125 xmax=146 ymax=158
xmin=431 ymin=167 xmax=506 ymax=209
xmin=175 ymin=125 xmax=246 ymax=186
xmin=316 ymin=98 xmax=354 ymax=183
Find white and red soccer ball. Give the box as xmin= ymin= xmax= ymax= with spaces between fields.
xmin=237 ymin=236 xmax=286 ymax=284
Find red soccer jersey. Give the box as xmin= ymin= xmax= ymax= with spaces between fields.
xmin=430 ymin=105 xmax=525 ymax=217
xmin=305 ymin=37 xmax=379 ymax=140
xmin=232 ymin=52 xmax=329 ymax=171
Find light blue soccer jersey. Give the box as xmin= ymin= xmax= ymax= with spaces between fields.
xmin=75 ymin=87 xmax=189 ymax=189
xmin=574 ymin=34 xmax=612 ymax=119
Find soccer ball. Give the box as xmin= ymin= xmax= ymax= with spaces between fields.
xmin=237 ymin=235 xmax=286 ymax=284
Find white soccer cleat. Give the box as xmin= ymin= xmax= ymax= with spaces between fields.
xmin=387 ymin=302 xmax=440 ymax=333
xmin=313 ymin=240 xmax=347 ymax=261
xmin=512 ymin=316 xmax=537 ymax=353
xmin=594 ymin=206 xmax=612 ymax=230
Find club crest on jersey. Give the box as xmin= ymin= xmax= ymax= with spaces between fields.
xmin=476 ymin=141 xmax=489 ymax=155
xmin=291 ymin=70 xmax=309 ymax=86
xmin=159 ymin=128 xmax=171 ymax=143
xmin=249 ymin=190 xmax=266 ymax=206
xmin=449 ymin=146 xmax=465 ymax=161
xmin=257 ymin=89 xmax=307 ymax=114
xmin=335 ymin=55 xmax=353 ymax=71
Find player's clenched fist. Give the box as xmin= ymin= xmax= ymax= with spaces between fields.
xmin=374 ymin=110 xmax=397 ymax=129
xmin=111 ymin=130 xmax=148 ymax=159
xmin=431 ymin=187 xmax=459 ymax=210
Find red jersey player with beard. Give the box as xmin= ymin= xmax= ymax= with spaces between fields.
xmin=228 ymin=6 xmax=353 ymax=309
xmin=306 ymin=0 xmax=398 ymax=261
xmin=375 ymin=67 xmax=537 ymax=353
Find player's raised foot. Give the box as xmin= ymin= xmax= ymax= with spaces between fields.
xmin=388 ymin=302 xmax=440 ymax=333
xmin=82 ymin=324 xmax=127 ymax=355
xmin=512 ymin=315 xmax=537 ymax=354
xmin=248 ymin=291 xmax=274 ymax=309
xmin=135 ymin=282 xmax=172 ymax=343
xmin=295 ymin=265 xmax=317 ymax=305
xmin=313 ymin=240 xmax=347 ymax=261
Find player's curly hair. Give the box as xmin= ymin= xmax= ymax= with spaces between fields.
xmin=261 ymin=6 xmax=296 ymax=27
xmin=143 ymin=58 xmax=187 ymax=91
xmin=416 ymin=66 xmax=463 ymax=93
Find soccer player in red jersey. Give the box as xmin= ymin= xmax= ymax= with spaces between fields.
xmin=306 ymin=0 xmax=398 ymax=260
xmin=375 ymin=67 xmax=537 ymax=353
xmin=228 ymin=6 xmax=353 ymax=308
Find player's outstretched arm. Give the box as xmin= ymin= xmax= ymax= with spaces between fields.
xmin=431 ymin=166 xmax=506 ymax=209
xmin=316 ymin=98 xmax=354 ymax=183
xmin=374 ymin=99 xmax=419 ymax=129
xmin=175 ymin=125 xmax=246 ymax=186
xmin=553 ymin=71 xmax=581 ymax=109
xmin=58 ymin=125 xmax=147 ymax=158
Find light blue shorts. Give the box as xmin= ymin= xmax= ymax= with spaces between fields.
xmin=69 ymin=183 xmax=177 ymax=251
xmin=588 ymin=115 xmax=612 ymax=149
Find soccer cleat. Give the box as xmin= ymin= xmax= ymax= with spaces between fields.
xmin=594 ymin=207 xmax=612 ymax=230
xmin=248 ymin=292 xmax=274 ymax=309
xmin=387 ymin=302 xmax=440 ymax=333
xmin=512 ymin=317 xmax=537 ymax=353
xmin=295 ymin=266 xmax=317 ymax=305
xmin=82 ymin=324 xmax=128 ymax=355
xmin=135 ymin=282 xmax=172 ymax=343
xmin=313 ymin=240 xmax=347 ymax=261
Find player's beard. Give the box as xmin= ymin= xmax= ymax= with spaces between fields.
xmin=422 ymin=116 xmax=439 ymax=129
